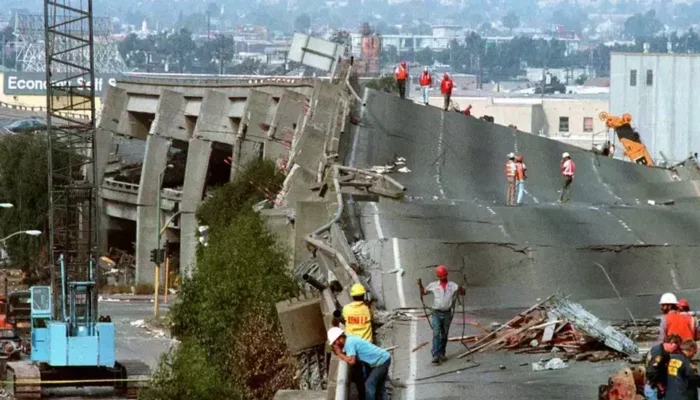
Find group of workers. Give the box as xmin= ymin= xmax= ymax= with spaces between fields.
xmin=397 ymin=62 xmax=459 ymax=112
xmin=327 ymin=265 xmax=464 ymax=398
xmin=504 ymin=151 xmax=576 ymax=205
xmin=645 ymin=293 xmax=700 ymax=400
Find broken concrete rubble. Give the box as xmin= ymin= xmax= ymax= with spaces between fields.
xmin=457 ymin=295 xmax=637 ymax=360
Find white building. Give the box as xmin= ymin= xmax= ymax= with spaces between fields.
xmin=610 ymin=52 xmax=700 ymax=163
xmin=429 ymin=95 xmax=610 ymax=150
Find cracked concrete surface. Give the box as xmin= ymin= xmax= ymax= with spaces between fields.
xmin=340 ymin=90 xmax=700 ymax=399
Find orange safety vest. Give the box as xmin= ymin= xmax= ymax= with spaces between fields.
xmin=515 ymin=162 xmax=526 ymax=181
xmin=666 ymin=312 xmax=695 ymax=341
xmin=505 ymin=160 xmax=516 ymax=178
xmin=419 ymin=72 xmax=432 ymax=86
xmin=395 ymin=65 xmax=408 ymax=81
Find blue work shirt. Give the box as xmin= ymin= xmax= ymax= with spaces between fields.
xmin=344 ymin=335 xmax=390 ymax=368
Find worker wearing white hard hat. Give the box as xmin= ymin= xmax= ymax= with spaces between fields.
xmin=558 ymin=152 xmax=576 ymax=203
xmin=328 ymin=327 xmax=391 ymax=399
xmin=658 ymin=292 xmax=695 ymax=343
xmin=505 ymin=153 xmax=517 ymax=205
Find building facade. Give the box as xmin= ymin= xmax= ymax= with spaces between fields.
xmin=610 ymin=52 xmax=700 ymax=163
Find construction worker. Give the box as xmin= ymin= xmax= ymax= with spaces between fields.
xmin=419 ymin=67 xmax=432 ymax=105
xmin=505 ymin=152 xmax=517 ymax=206
xmin=644 ymin=334 xmax=682 ymax=400
xmin=417 ymin=265 xmax=465 ymax=365
xmin=341 ymin=283 xmax=372 ymax=400
xmin=328 ymin=327 xmax=391 ymax=400
xmin=515 ymin=154 xmax=527 ymax=205
xmin=463 ymin=104 xmax=472 ymax=116
xmin=394 ymin=61 xmax=408 ymax=99
xmin=659 ymin=293 xmax=695 ymax=343
xmin=665 ymin=339 xmax=700 ymax=400
xmin=678 ymin=299 xmax=698 ymax=340
xmin=558 ymin=152 xmax=575 ymax=203
xmin=440 ymin=73 xmax=454 ymax=111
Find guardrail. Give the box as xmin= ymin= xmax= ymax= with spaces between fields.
xmin=0 ymin=100 xmax=91 ymax=121
xmin=119 ymin=73 xmax=319 ymax=88
xmin=102 ymin=179 xmax=184 ymax=200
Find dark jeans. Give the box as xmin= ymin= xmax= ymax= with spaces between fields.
xmin=350 ymin=362 xmax=366 ymax=400
xmin=365 ymin=358 xmax=390 ymax=400
xmin=397 ymin=80 xmax=406 ymax=99
xmin=559 ymin=176 xmax=573 ymax=203
xmin=431 ymin=310 xmax=453 ymax=357
xmin=443 ymin=93 xmax=451 ymax=110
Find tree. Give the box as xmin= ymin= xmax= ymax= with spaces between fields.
xmin=294 ymin=14 xmax=311 ymax=33
xmin=164 ymin=29 xmax=196 ymax=72
xmin=365 ymin=76 xmax=398 ymax=94
xmin=142 ymin=160 xmax=297 ymax=400
xmin=206 ymin=2 xmax=220 ymax=16
xmin=502 ymin=11 xmax=520 ymax=32
xmin=415 ymin=47 xmax=434 ymax=66
xmin=624 ymin=10 xmax=663 ymax=39
xmin=0 ymin=132 xmax=75 ymax=275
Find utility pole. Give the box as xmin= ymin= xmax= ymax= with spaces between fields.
xmin=207 ymin=11 xmax=211 ymax=40
xmin=219 ymin=35 xmax=224 ymax=75
xmin=1 ymin=36 xmax=5 ymax=68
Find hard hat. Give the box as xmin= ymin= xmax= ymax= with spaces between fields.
xmin=515 ymin=155 xmax=523 ymax=162
xmin=327 ymin=327 xmax=344 ymax=345
xmin=444 ymin=72 xmax=450 ymax=78
xmin=435 ymin=265 xmax=448 ymax=278
xmin=679 ymin=299 xmax=690 ymax=308
xmin=507 ymin=152 xmax=515 ymax=159
xmin=401 ymin=61 xmax=407 ymax=66
xmin=659 ymin=292 xmax=678 ymax=305
xmin=424 ymin=66 xmax=428 ymax=72
xmin=350 ymin=283 xmax=366 ymax=297
xmin=562 ymin=152 xmax=570 ymax=158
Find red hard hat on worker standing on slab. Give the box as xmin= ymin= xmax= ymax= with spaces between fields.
xmin=435 ymin=265 xmax=448 ymax=278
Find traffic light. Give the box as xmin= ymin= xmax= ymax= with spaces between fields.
xmin=149 ymin=249 xmax=165 ymax=264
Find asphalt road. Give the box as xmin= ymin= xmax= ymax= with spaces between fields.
xmin=344 ymin=89 xmax=700 ymax=399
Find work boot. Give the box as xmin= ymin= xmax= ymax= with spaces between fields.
xmin=439 ymin=355 xmax=448 ymax=362
xmin=431 ymin=356 xmax=440 ymax=365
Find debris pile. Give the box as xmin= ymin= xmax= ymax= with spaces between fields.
xmin=458 ymin=295 xmax=638 ymax=362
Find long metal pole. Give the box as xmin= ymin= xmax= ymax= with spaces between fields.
xmin=154 ymin=172 xmax=162 ymax=319
xmin=164 ymin=255 xmax=169 ymax=304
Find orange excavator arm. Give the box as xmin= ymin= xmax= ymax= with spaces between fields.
xmin=599 ymin=112 xmax=654 ymax=166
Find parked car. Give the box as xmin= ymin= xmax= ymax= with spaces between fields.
xmin=4 ymin=119 xmax=46 ymax=134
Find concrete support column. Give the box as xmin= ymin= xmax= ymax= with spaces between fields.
xmin=135 ymin=135 xmax=171 ymax=284
xmin=180 ymin=139 xmax=212 ymax=278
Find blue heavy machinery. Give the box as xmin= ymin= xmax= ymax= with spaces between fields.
xmin=4 ymin=0 xmax=149 ymax=397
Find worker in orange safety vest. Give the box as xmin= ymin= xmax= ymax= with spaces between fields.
xmin=515 ymin=154 xmax=527 ymax=205
xmin=678 ymin=299 xmax=698 ymax=340
xmin=440 ymin=73 xmax=454 ymax=111
xmin=395 ymin=61 xmax=408 ymax=99
xmin=505 ymin=152 xmax=516 ymax=206
xmin=659 ymin=293 xmax=695 ymax=343
xmin=419 ymin=67 xmax=432 ymax=105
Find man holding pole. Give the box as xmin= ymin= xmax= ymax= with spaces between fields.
xmin=417 ymin=265 xmax=465 ymax=365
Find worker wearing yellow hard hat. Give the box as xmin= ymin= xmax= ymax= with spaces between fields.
xmin=342 ymin=283 xmax=373 ymax=342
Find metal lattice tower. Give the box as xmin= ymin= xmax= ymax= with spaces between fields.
xmin=17 ymin=12 xmax=127 ymax=73
xmin=44 ymin=0 xmax=98 ymax=316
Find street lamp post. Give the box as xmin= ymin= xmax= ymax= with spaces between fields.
xmin=0 ymin=230 xmax=42 ymax=245
xmin=154 ymin=164 xmax=173 ymax=319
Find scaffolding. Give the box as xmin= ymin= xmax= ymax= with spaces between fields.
xmin=44 ymin=0 xmax=99 ymax=317
xmin=16 ymin=12 xmax=126 ymax=73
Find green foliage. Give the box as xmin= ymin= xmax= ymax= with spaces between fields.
xmin=624 ymin=10 xmax=664 ymax=40
xmin=294 ymin=14 xmax=311 ymax=32
xmin=364 ymin=76 xmax=399 ymax=94
xmin=415 ymin=47 xmax=434 ymax=66
xmin=0 ymin=132 xmax=73 ymax=274
xmin=134 ymin=283 xmax=154 ymax=295
xmin=143 ymin=160 xmax=297 ymax=400
xmin=502 ymin=10 xmax=520 ymax=31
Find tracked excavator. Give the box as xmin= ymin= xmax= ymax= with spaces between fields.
xmin=599 ymin=112 xmax=654 ymax=166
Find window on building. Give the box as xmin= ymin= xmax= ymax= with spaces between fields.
xmin=646 ymin=69 xmax=653 ymax=86
xmin=583 ymin=117 xmax=593 ymax=132
xmin=559 ymin=116 xmax=570 ymax=132
xmin=630 ymin=69 xmax=637 ymax=87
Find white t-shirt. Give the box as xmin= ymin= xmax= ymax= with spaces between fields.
xmin=425 ymin=281 xmax=459 ymax=311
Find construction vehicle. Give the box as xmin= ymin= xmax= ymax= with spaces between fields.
xmin=599 ymin=112 xmax=654 ymax=166
xmin=5 ymin=255 xmax=149 ymax=399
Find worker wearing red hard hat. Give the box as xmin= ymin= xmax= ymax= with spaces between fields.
xmin=417 ymin=265 xmax=465 ymax=365
xmin=659 ymin=293 xmax=695 ymax=343
xmin=394 ymin=61 xmax=409 ymax=99
xmin=440 ymin=73 xmax=454 ymax=111
xmin=678 ymin=299 xmax=698 ymax=340
xmin=515 ymin=154 xmax=527 ymax=205
xmin=558 ymin=152 xmax=576 ymax=203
